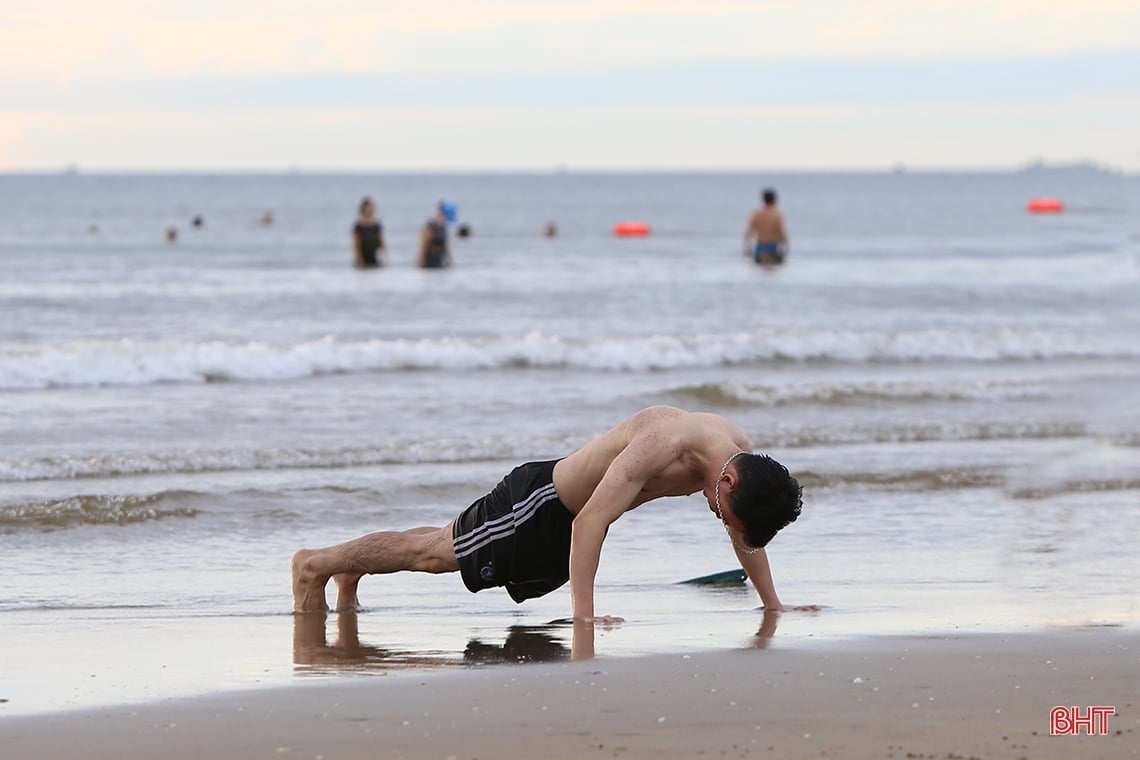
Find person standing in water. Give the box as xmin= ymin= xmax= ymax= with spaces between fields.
xmin=743 ymin=188 xmax=788 ymax=265
xmin=351 ymin=197 xmax=386 ymax=269
xmin=418 ymin=203 xmax=452 ymax=269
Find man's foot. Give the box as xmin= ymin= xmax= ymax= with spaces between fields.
xmin=333 ymin=572 xmax=363 ymax=612
xmin=292 ymin=549 xmax=330 ymax=613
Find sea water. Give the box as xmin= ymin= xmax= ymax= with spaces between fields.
xmin=1 ymin=169 xmax=1138 ymax=714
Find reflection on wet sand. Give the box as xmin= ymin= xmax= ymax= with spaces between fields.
xmin=751 ymin=608 xmax=781 ymax=648
xmin=292 ymin=611 xmax=572 ymax=674
xmin=292 ymin=610 xmax=455 ymax=673
xmin=463 ymin=625 xmax=570 ymax=664
xmin=293 ymin=608 xmax=784 ymax=674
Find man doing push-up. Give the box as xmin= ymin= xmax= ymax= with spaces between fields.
xmin=292 ymin=406 xmax=807 ymax=622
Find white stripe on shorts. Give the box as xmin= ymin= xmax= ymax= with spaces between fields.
xmin=453 ymin=483 xmax=559 ymax=559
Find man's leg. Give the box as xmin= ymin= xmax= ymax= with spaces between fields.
xmin=292 ymin=523 xmax=459 ymax=612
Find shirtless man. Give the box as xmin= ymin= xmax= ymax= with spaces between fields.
xmin=292 ymin=406 xmax=805 ymax=623
xmin=743 ymin=188 xmax=788 ymax=265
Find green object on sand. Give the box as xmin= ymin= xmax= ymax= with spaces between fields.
xmin=679 ymin=569 xmax=747 ymax=586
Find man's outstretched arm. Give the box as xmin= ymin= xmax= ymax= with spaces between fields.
xmin=733 ymin=533 xmax=820 ymax=612
xmin=568 ymin=438 xmax=669 ymax=622
xmin=568 ymin=509 xmax=613 ymax=621
xmin=732 ymin=537 xmax=783 ymax=609
xmin=569 ymin=473 xmax=641 ymax=621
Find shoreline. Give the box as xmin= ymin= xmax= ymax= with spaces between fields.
xmin=4 ymin=629 xmax=1136 ymax=760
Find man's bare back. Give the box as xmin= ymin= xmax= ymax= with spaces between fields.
xmin=552 ymin=406 xmax=751 ymax=515
xmin=746 ymin=206 xmax=786 ymax=245
xmin=744 ymin=188 xmax=788 ymax=264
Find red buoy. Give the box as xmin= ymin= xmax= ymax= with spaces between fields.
xmin=613 ymin=221 xmax=650 ymax=237
xmin=1027 ymin=198 xmax=1064 ymax=213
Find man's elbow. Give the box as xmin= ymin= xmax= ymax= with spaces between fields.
xmin=571 ymin=511 xmax=612 ymax=539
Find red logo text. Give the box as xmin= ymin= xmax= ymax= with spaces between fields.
xmin=1050 ymin=706 xmax=1115 ymax=736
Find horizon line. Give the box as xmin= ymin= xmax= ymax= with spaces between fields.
xmin=1 ymin=160 xmax=1130 ymax=177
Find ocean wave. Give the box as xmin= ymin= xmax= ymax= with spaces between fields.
xmin=792 ymin=465 xmax=1140 ymax=496
xmin=1009 ymin=476 xmax=1140 ymax=499
xmin=774 ymin=422 xmax=1094 ymax=451
xmin=0 ymin=424 xmax=1096 ymax=484
xmin=1 ymin=329 xmax=1136 ymax=390
xmin=673 ymin=378 xmax=1047 ymax=407
xmin=795 ymin=467 xmax=1005 ymax=491
xmin=0 ymin=492 xmax=199 ymax=530
xmin=0 ymin=439 xmax=550 ymax=483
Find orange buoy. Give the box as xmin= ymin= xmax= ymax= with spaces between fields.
xmin=1027 ymin=197 xmax=1064 ymax=213
xmin=613 ymin=221 xmax=650 ymax=237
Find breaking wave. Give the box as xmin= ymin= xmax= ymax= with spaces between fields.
xmin=0 ymin=424 xmax=1109 ymax=484
xmin=1 ymin=328 xmax=1135 ymax=390
xmin=0 ymin=438 xmax=563 ymax=483
xmin=672 ymin=377 xmax=1048 ymax=407
xmin=0 ymin=492 xmax=199 ymax=530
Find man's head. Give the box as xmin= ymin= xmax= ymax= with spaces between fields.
xmin=727 ymin=453 xmax=802 ymax=548
xmin=762 ymin=188 xmax=777 ymax=206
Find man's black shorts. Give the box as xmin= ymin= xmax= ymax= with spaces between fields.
xmin=452 ymin=459 xmax=574 ymax=603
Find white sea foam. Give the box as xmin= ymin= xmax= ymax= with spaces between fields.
xmin=0 ymin=329 xmax=1133 ymax=391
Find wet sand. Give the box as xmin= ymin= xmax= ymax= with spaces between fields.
xmin=4 ymin=629 xmax=1136 ymax=760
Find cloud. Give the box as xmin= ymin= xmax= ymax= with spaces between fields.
xmin=5 ymin=0 xmax=1140 ymax=84
xmin=1 ymin=1 xmax=1138 ymax=169
xmin=5 ymin=50 xmax=1137 ymax=111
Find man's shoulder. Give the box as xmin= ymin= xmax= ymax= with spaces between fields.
xmin=621 ymin=407 xmax=694 ymax=447
xmin=629 ymin=405 xmax=688 ymax=426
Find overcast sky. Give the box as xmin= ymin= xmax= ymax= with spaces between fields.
xmin=2 ymin=0 xmax=1138 ymax=171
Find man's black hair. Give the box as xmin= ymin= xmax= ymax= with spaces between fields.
xmin=762 ymin=188 xmax=777 ymax=205
xmin=727 ymin=453 xmax=802 ymax=548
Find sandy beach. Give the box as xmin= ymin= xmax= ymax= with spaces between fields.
xmin=4 ymin=629 xmax=1135 ymax=760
